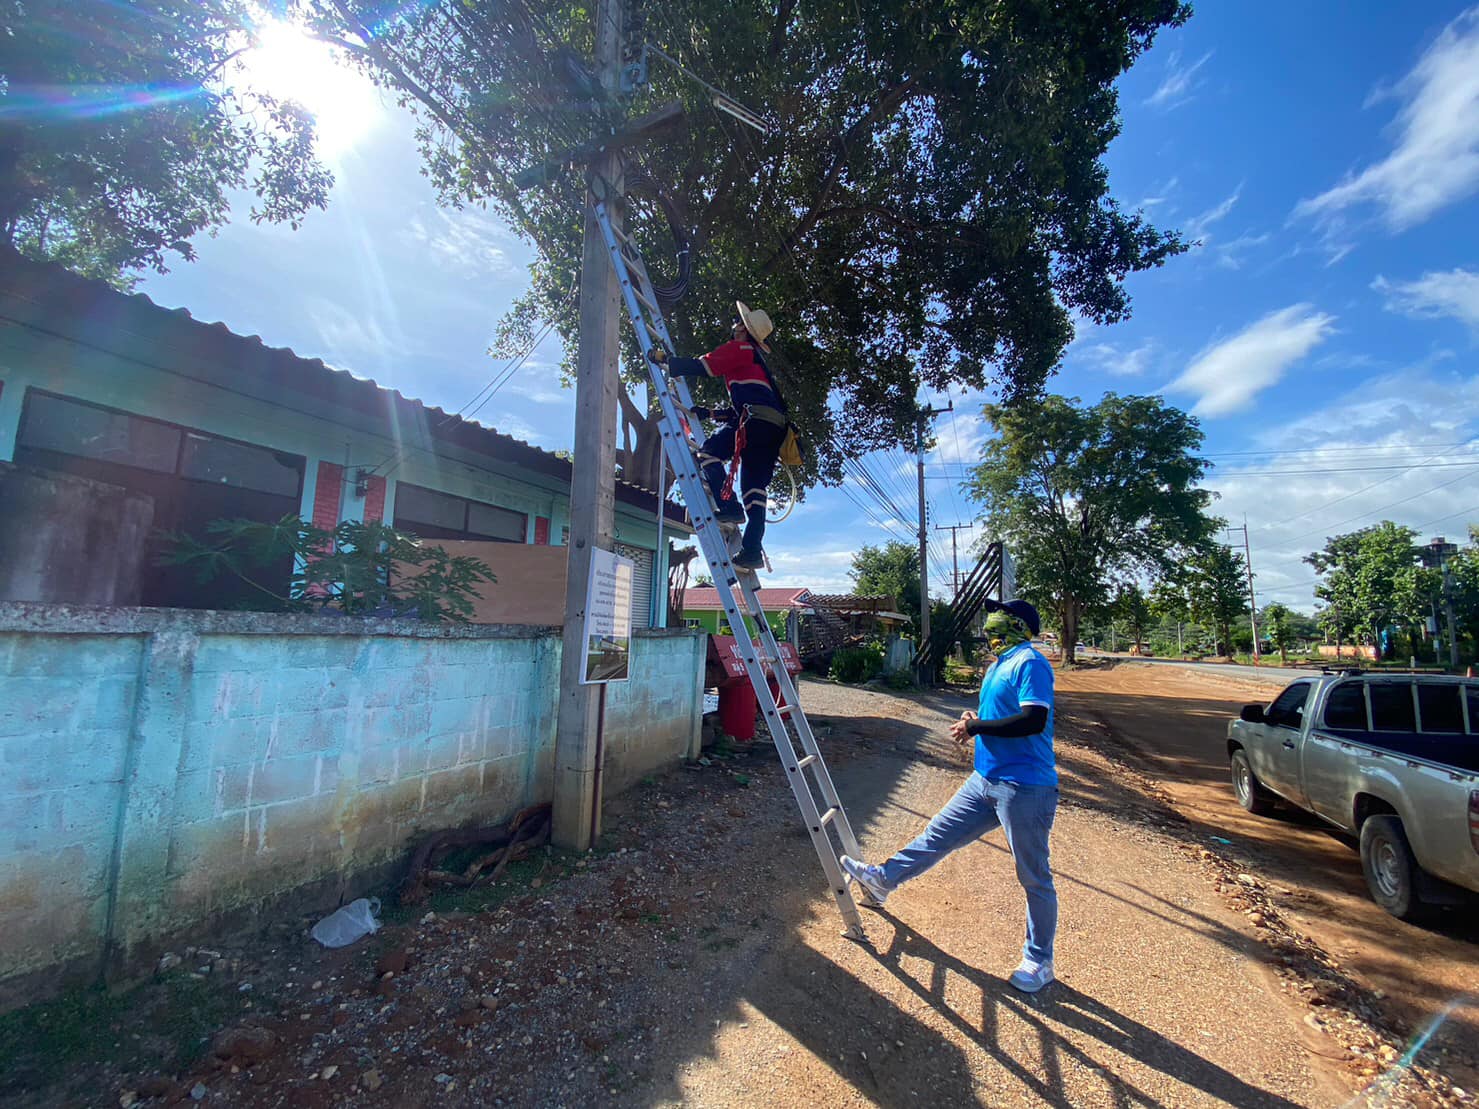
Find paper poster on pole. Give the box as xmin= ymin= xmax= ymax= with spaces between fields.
xmin=580 ymin=547 xmax=634 ymax=683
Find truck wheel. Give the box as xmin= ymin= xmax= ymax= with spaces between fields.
xmin=1230 ymin=748 xmax=1275 ymax=815
xmin=1360 ymin=815 xmax=1433 ymax=922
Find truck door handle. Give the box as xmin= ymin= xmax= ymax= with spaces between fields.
xmin=1282 ymin=739 xmax=1297 ymax=749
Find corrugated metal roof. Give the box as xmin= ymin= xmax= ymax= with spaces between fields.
xmin=0 ymin=246 xmax=690 ymax=529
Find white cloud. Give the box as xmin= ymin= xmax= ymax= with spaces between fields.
xmin=1213 ymin=231 xmax=1272 ymax=270
xmin=1375 ymin=268 xmax=1479 ymax=334
xmin=1138 ymin=176 xmax=1180 ymax=212
xmin=402 ymin=207 xmax=518 ymax=278
xmin=929 ymin=409 xmax=990 ymax=464
xmin=306 ymin=296 xmax=408 ymax=366
xmin=1077 ymin=341 xmax=1155 ymax=378
xmin=502 ymin=375 xmax=572 ymax=405
xmin=765 ymin=547 xmax=863 ymax=594
xmin=1167 ymin=305 xmax=1337 ymax=417
xmin=1203 ymin=367 xmax=1479 ymax=610
xmin=1295 ymin=7 xmax=1479 ymax=232
xmin=1145 ymin=50 xmax=1214 ymax=110
xmin=1183 ymin=186 xmax=1241 ymax=245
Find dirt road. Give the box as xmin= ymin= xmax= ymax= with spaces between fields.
xmin=1057 ymin=662 xmax=1479 ymax=1092
xmin=13 ymin=675 xmax=1472 ymax=1108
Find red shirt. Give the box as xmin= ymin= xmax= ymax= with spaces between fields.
xmin=700 ymin=340 xmax=781 ymax=411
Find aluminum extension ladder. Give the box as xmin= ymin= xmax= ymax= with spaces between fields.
xmin=591 ymin=195 xmax=870 ymax=941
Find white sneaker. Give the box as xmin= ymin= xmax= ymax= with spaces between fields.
xmin=1008 ymin=957 xmax=1054 ymax=993
xmin=839 ymin=855 xmax=890 ymax=906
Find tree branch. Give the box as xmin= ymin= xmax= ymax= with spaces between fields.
xmin=760 ymin=77 xmax=920 ymax=274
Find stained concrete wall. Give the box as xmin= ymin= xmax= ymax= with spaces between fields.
xmin=0 ymin=462 xmax=154 ymax=605
xmin=0 ymin=603 xmax=704 ymax=1007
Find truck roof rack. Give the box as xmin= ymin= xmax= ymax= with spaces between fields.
xmin=1320 ymin=667 xmax=1365 ymax=677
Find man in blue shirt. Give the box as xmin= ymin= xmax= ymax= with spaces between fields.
xmin=841 ymin=598 xmax=1059 ymax=992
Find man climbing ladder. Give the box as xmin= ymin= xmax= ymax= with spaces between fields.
xmin=649 ymin=301 xmax=786 ymax=572
xmin=591 ymin=193 xmax=868 ymax=941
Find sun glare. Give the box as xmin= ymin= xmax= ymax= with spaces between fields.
xmin=234 ymin=21 xmax=379 ymax=159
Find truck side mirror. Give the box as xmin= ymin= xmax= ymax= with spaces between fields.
xmin=1240 ymin=704 xmax=1266 ymax=724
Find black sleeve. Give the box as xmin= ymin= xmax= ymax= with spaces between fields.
xmin=668 ymin=356 xmax=707 ymax=378
xmin=966 ymin=704 xmax=1049 ymax=739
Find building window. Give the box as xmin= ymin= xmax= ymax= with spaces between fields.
xmin=616 ymin=542 xmax=654 ymax=628
xmin=392 ymin=482 xmax=526 ymax=542
xmin=13 ymin=389 xmax=305 ymax=609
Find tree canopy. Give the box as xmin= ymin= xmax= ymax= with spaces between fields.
xmin=1182 ymin=543 xmax=1246 ymax=656
xmin=0 ymin=1 xmax=333 ymax=286
xmin=966 ymin=392 xmax=1217 ymax=664
xmin=299 ymin=0 xmax=1190 ymax=486
xmin=850 ymin=540 xmax=921 ymax=628
xmin=1306 ymin=522 xmax=1424 ymax=647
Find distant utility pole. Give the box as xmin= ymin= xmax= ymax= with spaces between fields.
xmin=1227 ymin=518 xmax=1260 ymax=665
xmin=936 ymin=522 xmax=973 ymax=600
xmin=1422 ymin=537 xmax=1461 ymax=670
xmin=915 ymin=401 xmax=952 ymax=660
xmin=552 ymin=0 xmax=625 ymax=852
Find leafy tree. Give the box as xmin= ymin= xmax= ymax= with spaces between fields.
xmin=850 ymin=540 xmax=921 ymax=629
xmin=1260 ymin=602 xmax=1295 ymax=664
xmin=1 ymin=1 xmax=333 ymax=286
xmin=1183 ymin=544 xmax=1246 ymax=657
xmin=160 ymin=515 xmax=496 ymax=622
xmin=967 ymin=393 xmax=1217 ymax=664
xmin=1306 ymin=522 xmax=1423 ymax=650
xmin=299 ymin=0 xmax=1189 ymax=488
xmin=1114 ymin=584 xmax=1153 ymax=654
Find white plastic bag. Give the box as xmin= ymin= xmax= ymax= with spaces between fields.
xmin=311 ymin=897 xmax=382 ymax=948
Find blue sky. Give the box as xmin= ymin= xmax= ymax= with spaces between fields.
xmin=140 ymin=1 xmax=1479 ymax=610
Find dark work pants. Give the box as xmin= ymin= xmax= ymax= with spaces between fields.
xmin=699 ymin=418 xmax=785 ymax=556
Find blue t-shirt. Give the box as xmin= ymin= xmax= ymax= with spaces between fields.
xmin=974 ymin=642 xmax=1057 ymax=786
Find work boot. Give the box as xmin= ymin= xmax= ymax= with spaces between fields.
xmin=732 ymin=547 xmax=765 ymax=571
xmin=704 ymin=463 xmax=745 ymax=523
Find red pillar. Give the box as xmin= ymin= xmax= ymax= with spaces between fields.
xmin=717 ymin=680 xmax=757 ymax=742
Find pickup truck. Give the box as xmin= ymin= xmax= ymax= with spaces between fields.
xmin=1226 ymin=671 xmax=1479 ymax=921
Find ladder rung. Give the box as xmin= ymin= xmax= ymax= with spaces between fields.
xmin=796 ymin=753 xmax=817 ymax=768
xmin=777 ymin=702 xmax=796 ymax=716
xmin=630 ymin=284 xmax=659 ymax=314
xmin=818 ymin=806 xmax=839 ymax=828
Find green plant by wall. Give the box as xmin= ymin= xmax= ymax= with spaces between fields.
xmin=830 ymin=644 xmax=884 ymax=684
xmin=158 ymin=515 xmax=496 ymax=623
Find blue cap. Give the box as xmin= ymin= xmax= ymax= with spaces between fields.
xmin=995 ymin=599 xmax=1040 ymax=636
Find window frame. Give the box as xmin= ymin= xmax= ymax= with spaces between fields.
xmin=17 ymin=389 xmax=305 ymax=497
xmin=1265 ymin=681 xmax=1313 ymax=730
xmin=1366 ymin=679 xmax=1418 ymax=733
xmin=1414 ymin=680 xmax=1465 ymax=735
xmin=391 ymin=480 xmax=528 ymax=543
xmin=1321 ymin=680 xmax=1371 ymax=731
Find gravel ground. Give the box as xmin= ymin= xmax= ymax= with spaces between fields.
xmin=6 ymin=676 xmax=1472 ymax=1108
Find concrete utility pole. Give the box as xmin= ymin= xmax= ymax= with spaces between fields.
xmin=915 ymin=402 xmax=952 ymax=659
xmin=552 ymin=0 xmax=625 ymax=851
xmin=936 ymin=522 xmax=973 ymax=600
xmin=1227 ymin=519 xmax=1260 ymax=664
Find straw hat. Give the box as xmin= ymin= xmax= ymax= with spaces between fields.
xmin=736 ymin=300 xmax=773 ymax=352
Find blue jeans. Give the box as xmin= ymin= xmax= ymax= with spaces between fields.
xmin=880 ymin=772 xmax=1058 ymax=963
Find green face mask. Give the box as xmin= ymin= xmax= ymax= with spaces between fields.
xmin=985 ymin=610 xmax=1030 ymax=655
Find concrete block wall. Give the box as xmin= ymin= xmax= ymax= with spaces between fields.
xmin=0 ymin=603 xmax=703 ymax=1006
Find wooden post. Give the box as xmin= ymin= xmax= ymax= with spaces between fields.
xmin=552 ymin=0 xmax=625 ymax=851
